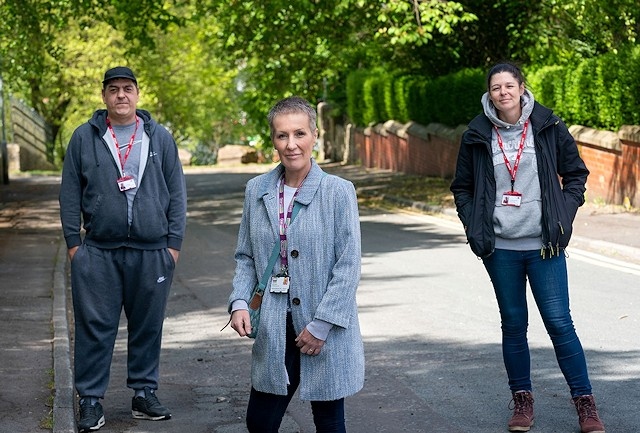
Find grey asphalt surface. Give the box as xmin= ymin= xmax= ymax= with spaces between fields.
xmin=0 ymin=163 xmax=638 ymax=433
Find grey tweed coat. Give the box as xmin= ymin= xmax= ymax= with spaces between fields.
xmin=228 ymin=160 xmax=365 ymax=400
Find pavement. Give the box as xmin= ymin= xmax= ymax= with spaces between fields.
xmin=1 ymin=163 xmax=639 ymax=433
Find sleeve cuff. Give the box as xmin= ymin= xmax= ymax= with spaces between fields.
xmin=306 ymin=319 xmax=333 ymax=341
xmin=231 ymin=299 xmax=249 ymax=312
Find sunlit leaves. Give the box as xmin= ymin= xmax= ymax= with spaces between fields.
xmin=376 ymin=0 xmax=476 ymax=46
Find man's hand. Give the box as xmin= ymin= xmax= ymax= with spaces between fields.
xmin=68 ymin=246 xmax=79 ymax=261
xmin=168 ymin=248 xmax=180 ymax=264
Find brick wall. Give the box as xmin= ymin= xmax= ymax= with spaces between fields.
xmin=571 ymin=125 xmax=640 ymax=206
xmin=353 ymin=122 xmax=640 ymax=207
xmin=355 ymin=121 xmax=463 ymax=178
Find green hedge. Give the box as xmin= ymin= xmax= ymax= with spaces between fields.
xmin=347 ymin=45 xmax=640 ymax=130
xmin=529 ymin=45 xmax=640 ymax=129
xmin=346 ymin=67 xmax=485 ymax=127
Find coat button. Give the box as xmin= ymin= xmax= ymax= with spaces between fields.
xmin=291 ymin=297 xmax=301 ymax=305
xmin=291 ymin=250 xmax=299 ymax=258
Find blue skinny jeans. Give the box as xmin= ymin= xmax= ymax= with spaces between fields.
xmin=246 ymin=314 xmax=346 ymax=433
xmin=482 ymin=249 xmax=592 ymax=397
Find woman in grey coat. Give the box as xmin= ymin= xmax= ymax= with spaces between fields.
xmin=227 ymin=96 xmax=365 ymax=432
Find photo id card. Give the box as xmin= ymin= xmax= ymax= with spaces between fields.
xmin=117 ymin=175 xmax=136 ymax=192
xmin=270 ymin=276 xmax=290 ymax=293
xmin=501 ymin=191 xmax=522 ymax=207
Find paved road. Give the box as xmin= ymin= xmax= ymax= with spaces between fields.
xmin=356 ymin=209 xmax=639 ymax=433
xmin=1 ymin=164 xmax=639 ymax=433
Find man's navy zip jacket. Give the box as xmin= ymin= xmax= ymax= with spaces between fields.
xmin=450 ymin=101 xmax=589 ymax=258
xmin=59 ymin=109 xmax=187 ymax=251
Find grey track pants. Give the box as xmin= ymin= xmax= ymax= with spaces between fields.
xmin=70 ymin=244 xmax=175 ymax=398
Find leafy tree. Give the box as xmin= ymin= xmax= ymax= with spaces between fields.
xmin=523 ymin=0 xmax=639 ymax=64
xmin=0 ymin=0 xmax=182 ymax=161
xmin=54 ymin=19 xmax=130 ymax=158
xmin=2 ymin=0 xmax=638 ymax=165
xmin=199 ymin=0 xmax=476 ymax=132
xmin=375 ymin=0 xmax=475 ymax=46
xmin=351 ymin=0 xmax=639 ymax=76
xmin=136 ymin=7 xmax=244 ymax=157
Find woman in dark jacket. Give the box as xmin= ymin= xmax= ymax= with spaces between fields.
xmin=450 ymin=62 xmax=605 ymax=433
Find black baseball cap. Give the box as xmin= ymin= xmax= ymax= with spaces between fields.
xmin=102 ymin=66 xmax=137 ymax=86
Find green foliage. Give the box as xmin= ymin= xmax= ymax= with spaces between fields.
xmin=201 ymin=0 xmax=365 ymax=136
xmin=382 ymin=70 xmax=402 ymax=122
xmin=0 ymin=0 xmax=185 ymax=165
xmin=189 ymin=142 xmax=219 ymax=166
xmin=57 ymin=19 xmax=131 ymax=156
xmin=347 ymin=67 xmax=484 ymax=127
xmin=527 ymin=0 xmax=639 ymax=65
xmin=201 ymin=0 xmax=478 ymax=132
xmin=528 ymin=44 xmax=640 ymax=130
xmin=2 ymin=0 xmax=640 ymax=168
xmin=134 ymin=8 xmax=243 ymax=155
xmin=402 ymin=77 xmax=429 ymax=124
xmin=399 ymin=0 xmax=640 ymax=76
xmin=346 ymin=70 xmax=369 ymax=125
xmin=375 ymin=0 xmax=476 ymax=46
xmin=393 ymin=75 xmax=416 ymax=123
xmin=564 ymin=61 xmax=598 ymax=126
xmin=349 ymin=42 xmax=640 ymax=131
xmin=362 ymin=70 xmax=388 ymax=125
xmin=525 ymin=65 xmax=563 ymax=106
xmin=593 ymin=54 xmax=624 ymax=129
xmin=347 ymin=68 xmax=402 ymax=125
xmin=619 ymin=46 xmax=640 ymax=126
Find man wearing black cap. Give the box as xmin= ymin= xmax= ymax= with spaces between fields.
xmin=59 ymin=66 xmax=187 ymax=432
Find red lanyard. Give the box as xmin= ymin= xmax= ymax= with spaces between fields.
xmin=495 ymin=120 xmax=529 ymax=191
xmin=107 ymin=116 xmax=139 ymax=174
xmin=277 ymin=174 xmax=304 ymax=273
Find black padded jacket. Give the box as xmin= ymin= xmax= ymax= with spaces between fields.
xmin=450 ymin=102 xmax=589 ymax=258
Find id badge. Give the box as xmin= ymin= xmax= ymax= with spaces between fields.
xmin=117 ymin=175 xmax=136 ymax=191
xmin=270 ymin=276 xmax=290 ymax=293
xmin=501 ymin=191 xmax=522 ymax=207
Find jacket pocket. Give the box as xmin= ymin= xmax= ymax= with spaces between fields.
xmin=86 ymin=194 xmax=128 ymax=240
xmin=130 ymin=195 xmax=169 ymax=241
xmin=550 ymin=195 xmax=575 ymax=249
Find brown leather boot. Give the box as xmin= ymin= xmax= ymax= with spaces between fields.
xmin=573 ymin=395 xmax=605 ymax=433
xmin=508 ymin=391 xmax=534 ymax=431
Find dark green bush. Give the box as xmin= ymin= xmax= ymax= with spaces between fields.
xmin=362 ymin=69 xmax=389 ymax=125
xmin=618 ymin=45 xmax=640 ymax=126
xmin=346 ymin=68 xmax=484 ymax=127
xmin=529 ymin=45 xmax=640 ymax=130
xmin=393 ymin=75 xmax=413 ymax=123
xmin=404 ymin=77 xmax=430 ymax=125
xmin=346 ymin=69 xmax=369 ymax=125
xmin=383 ymin=70 xmax=402 ymax=123
xmin=347 ymin=45 xmax=639 ymax=131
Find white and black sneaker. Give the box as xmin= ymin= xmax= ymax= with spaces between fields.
xmin=131 ymin=387 xmax=171 ymax=420
xmin=77 ymin=399 xmax=105 ymax=432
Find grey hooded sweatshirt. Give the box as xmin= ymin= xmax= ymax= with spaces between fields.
xmin=481 ymin=89 xmax=543 ymax=251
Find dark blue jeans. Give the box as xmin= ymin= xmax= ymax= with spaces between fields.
xmin=246 ymin=314 xmax=346 ymax=433
xmin=482 ymin=249 xmax=592 ymax=397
